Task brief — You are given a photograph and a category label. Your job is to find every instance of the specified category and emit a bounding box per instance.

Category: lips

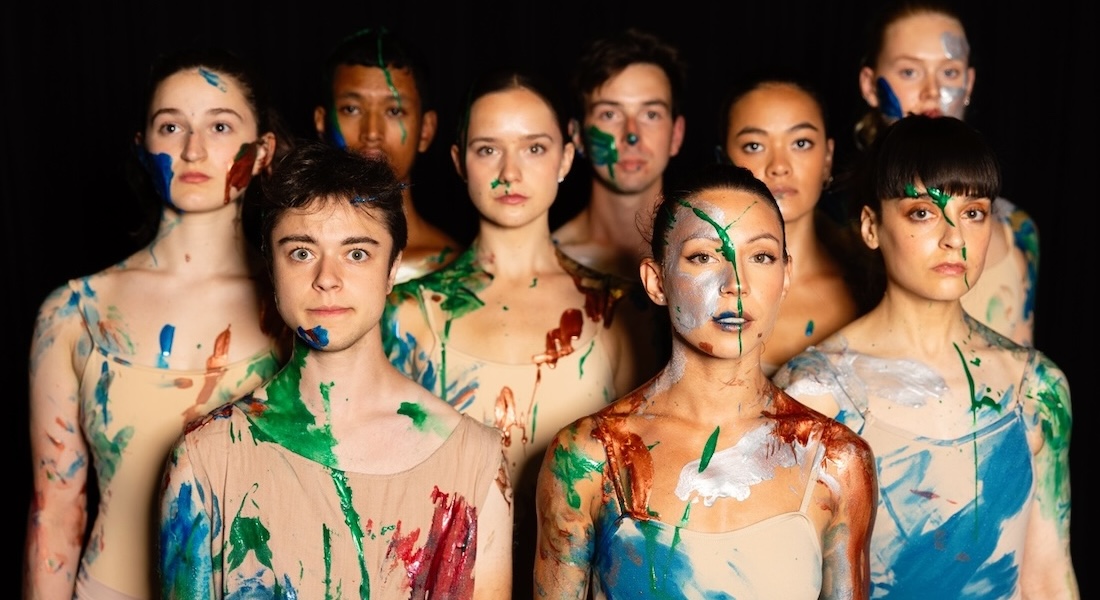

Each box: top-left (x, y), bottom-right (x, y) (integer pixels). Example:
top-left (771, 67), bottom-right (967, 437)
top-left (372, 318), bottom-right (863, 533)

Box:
top-left (178, 172), bottom-right (211, 184)
top-left (933, 262), bottom-right (966, 275)
top-left (713, 311), bottom-right (747, 329)
top-left (770, 186), bottom-right (796, 200)
top-left (496, 194), bottom-right (528, 205)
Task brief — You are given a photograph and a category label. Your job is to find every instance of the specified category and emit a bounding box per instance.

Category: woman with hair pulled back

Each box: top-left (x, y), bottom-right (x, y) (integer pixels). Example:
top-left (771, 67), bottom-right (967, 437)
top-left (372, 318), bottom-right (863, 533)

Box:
top-left (775, 115), bottom-right (1077, 599)
top-left (535, 161), bottom-right (878, 599)
top-left (24, 47), bottom-right (292, 599)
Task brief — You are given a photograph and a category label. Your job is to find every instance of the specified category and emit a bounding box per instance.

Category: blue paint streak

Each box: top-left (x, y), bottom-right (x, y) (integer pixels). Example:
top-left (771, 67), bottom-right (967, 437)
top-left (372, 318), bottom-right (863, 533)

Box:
top-left (134, 144), bottom-right (175, 209)
top-left (160, 481), bottom-right (213, 598)
top-left (876, 77), bottom-right (904, 121)
top-left (297, 325), bottom-right (329, 349)
top-left (158, 324), bottom-right (176, 369)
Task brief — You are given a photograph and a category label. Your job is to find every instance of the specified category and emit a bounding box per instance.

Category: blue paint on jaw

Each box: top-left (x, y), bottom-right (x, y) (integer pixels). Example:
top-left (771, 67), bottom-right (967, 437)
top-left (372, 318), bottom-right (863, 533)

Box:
top-left (876, 77), bottom-right (904, 121)
top-left (135, 145), bottom-right (175, 209)
top-left (297, 325), bottom-right (330, 350)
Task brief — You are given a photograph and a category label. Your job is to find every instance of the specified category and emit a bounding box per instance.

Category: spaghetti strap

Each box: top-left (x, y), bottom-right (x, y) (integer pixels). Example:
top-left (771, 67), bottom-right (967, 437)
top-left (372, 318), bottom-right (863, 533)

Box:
top-left (799, 433), bottom-right (827, 514)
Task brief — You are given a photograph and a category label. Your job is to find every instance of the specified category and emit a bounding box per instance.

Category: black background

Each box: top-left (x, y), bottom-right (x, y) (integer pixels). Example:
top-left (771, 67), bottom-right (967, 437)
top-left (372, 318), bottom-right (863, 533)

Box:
top-left (4, 1), bottom-right (1092, 594)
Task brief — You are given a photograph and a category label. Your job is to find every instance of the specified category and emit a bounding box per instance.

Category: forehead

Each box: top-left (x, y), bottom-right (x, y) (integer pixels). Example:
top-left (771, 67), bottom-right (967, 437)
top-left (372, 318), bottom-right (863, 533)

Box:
top-left (333, 64), bottom-right (420, 100)
top-left (882, 12), bottom-right (969, 60)
top-left (275, 197), bottom-right (392, 239)
top-left (589, 63), bottom-right (672, 106)
top-left (468, 87), bottom-right (558, 133)
top-left (671, 188), bottom-right (781, 237)
top-left (728, 84), bottom-right (824, 131)
top-left (152, 68), bottom-right (253, 115)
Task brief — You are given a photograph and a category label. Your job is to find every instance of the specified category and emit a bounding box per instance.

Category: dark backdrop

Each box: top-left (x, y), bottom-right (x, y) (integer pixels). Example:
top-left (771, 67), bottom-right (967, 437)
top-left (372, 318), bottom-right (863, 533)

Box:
top-left (5, 1), bottom-right (1092, 593)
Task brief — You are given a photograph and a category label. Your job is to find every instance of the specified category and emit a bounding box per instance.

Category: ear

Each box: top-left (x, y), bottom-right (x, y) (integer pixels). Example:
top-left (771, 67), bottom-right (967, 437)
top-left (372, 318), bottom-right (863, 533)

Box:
top-left (964, 67), bottom-right (977, 107)
top-left (858, 66), bottom-right (879, 108)
top-left (568, 118), bottom-right (585, 155)
top-left (133, 131), bottom-right (144, 147)
top-left (669, 114), bottom-right (687, 157)
top-left (253, 132), bottom-right (277, 174)
top-left (639, 257), bottom-right (667, 306)
top-left (387, 250), bottom-right (403, 293)
top-left (781, 256), bottom-right (792, 302)
top-left (823, 137), bottom-right (835, 183)
top-left (450, 143), bottom-right (464, 180)
top-left (558, 141), bottom-right (576, 183)
top-left (860, 205), bottom-right (880, 250)
top-left (313, 106), bottom-right (327, 139)
top-left (418, 109), bottom-right (438, 153)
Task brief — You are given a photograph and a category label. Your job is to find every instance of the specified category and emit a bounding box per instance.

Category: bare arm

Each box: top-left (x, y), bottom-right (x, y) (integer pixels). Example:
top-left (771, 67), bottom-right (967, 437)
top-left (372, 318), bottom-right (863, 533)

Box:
top-left (1019, 355), bottom-right (1077, 598)
top-left (473, 460), bottom-right (514, 600)
top-left (820, 432), bottom-right (878, 600)
top-left (158, 437), bottom-right (217, 600)
top-left (24, 285), bottom-right (90, 600)
top-left (533, 421), bottom-right (603, 598)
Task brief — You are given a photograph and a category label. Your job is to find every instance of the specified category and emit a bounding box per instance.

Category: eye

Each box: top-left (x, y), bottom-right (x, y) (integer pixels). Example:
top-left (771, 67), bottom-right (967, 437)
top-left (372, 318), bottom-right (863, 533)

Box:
top-left (337, 104), bottom-right (361, 116)
top-left (290, 248), bottom-right (314, 261)
top-left (474, 145), bottom-right (496, 157)
top-left (386, 106), bottom-right (406, 118)
top-left (963, 207), bottom-right (988, 222)
top-left (643, 109), bottom-right (662, 122)
top-left (898, 67), bottom-right (919, 80)
top-left (529, 143), bottom-right (547, 155)
top-left (687, 252), bottom-right (716, 264)
top-left (596, 109), bottom-right (620, 122)
top-left (349, 248), bottom-right (369, 261)
top-left (793, 138), bottom-right (814, 151)
top-left (942, 67), bottom-right (963, 80)
top-left (740, 141), bottom-right (763, 154)
top-left (212, 122), bottom-right (233, 134)
top-left (157, 122), bottom-right (182, 135)
top-left (749, 251), bottom-right (778, 265)
top-left (907, 207), bottom-right (934, 221)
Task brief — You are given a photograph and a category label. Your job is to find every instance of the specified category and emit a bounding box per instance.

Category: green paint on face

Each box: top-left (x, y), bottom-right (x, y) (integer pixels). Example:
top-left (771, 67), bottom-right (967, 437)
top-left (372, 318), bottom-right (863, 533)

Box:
top-left (905, 182), bottom-right (955, 226)
top-left (332, 469), bottom-right (370, 598)
top-left (585, 126), bottom-right (618, 179)
top-left (550, 440), bottom-right (604, 509)
top-left (374, 39), bottom-right (409, 145)
top-left (699, 426), bottom-right (720, 472)
top-left (530, 278), bottom-right (538, 288)
top-left (247, 341), bottom-right (339, 467)
top-left (398, 401), bottom-right (428, 429)
top-left (679, 199), bottom-right (750, 353)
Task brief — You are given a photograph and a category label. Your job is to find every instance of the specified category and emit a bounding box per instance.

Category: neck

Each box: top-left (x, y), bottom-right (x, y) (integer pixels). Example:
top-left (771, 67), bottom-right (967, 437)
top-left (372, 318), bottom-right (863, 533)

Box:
top-left (472, 220), bottom-right (559, 278)
top-left (865, 290), bottom-right (972, 354)
top-left (647, 342), bottom-right (775, 420)
top-left (783, 211), bottom-right (830, 277)
top-left (141, 205), bottom-right (253, 274)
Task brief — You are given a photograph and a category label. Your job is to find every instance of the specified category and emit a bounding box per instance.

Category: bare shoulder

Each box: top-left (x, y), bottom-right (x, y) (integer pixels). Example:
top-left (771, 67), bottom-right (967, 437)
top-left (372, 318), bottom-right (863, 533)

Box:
top-left (551, 211), bottom-right (590, 246)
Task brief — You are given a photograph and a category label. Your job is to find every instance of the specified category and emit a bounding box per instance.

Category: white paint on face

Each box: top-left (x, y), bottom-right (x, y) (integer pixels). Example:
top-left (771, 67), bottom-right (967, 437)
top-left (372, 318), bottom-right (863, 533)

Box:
top-left (675, 422), bottom-right (810, 506)
top-left (663, 200), bottom-right (733, 336)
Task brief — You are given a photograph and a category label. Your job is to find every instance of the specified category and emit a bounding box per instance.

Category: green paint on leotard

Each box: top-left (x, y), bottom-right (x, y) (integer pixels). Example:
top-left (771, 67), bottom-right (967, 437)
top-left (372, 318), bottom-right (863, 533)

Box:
top-left (699, 427), bottom-right (720, 472)
top-left (332, 469), bottom-right (370, 598)
top-left (954, 341), bottom-right (1002, 529)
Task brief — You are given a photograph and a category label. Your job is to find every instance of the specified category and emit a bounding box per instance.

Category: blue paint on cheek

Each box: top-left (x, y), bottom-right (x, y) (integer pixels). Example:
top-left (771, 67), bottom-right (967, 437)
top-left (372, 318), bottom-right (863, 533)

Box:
top-left (135, 144), bottom-right (176, 208)
top-left (324, 107), bottom-right (349, 150)
top-left (158, 324), bottom-right (176, 369)
top-left (297, 325), bottom-right (329, 349)
top-left (876, 77), bottom-right (904, 121)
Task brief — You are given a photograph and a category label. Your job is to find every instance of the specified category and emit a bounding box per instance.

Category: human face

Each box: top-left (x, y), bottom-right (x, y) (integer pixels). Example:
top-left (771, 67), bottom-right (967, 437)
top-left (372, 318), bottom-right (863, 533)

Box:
top-left (143, 68), bottom-right (273, 212)
top-left (314, 65), bottom-right (436, 182)
top-left (725, 83), bottom-right (834, 225)
top-left (579, 63), bottom-right (685, 195)
top-left (451, 87), bottom-right (574, 231)
top-left (861, 186), bottom-right (992, 303)
top-left (643, 189), bottom-right (789, 360)
top-left (860, 12), bottom-right (975, 121)
top-left (271, 198), bottom-right (399, 352)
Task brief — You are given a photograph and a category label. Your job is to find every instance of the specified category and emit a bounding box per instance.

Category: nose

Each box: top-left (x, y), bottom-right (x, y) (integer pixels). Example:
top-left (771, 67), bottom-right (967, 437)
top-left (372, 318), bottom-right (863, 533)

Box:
top-left (719, 262), bottom-right (745, 296)
top-left (312, 255), bottom-right (343, 292)
top-left (920, 75), bottom-right (940, 103)
top-left (623, 116), bottom-right (640, 147)
top-left (766, 147), bottom-right (790, 178)
top-left (360, 111), bottom-right (383, 143)
top-left (497, 151), bottom-right (521, 187)
top-left (181, 130), bottom-right (206, 162)
top-left (939, 219), bottom-right (964, 250)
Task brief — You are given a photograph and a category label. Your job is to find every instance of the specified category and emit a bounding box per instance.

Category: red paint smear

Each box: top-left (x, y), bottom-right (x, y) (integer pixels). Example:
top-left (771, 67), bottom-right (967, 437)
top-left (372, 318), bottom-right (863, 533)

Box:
top-left (699, 342), bottom-right (713, 353)
top-left (591, 393), bottom-right (653, 519)
top-left (493, 386), bottom-right (524, 447)
top-left (174, 378), bottom-right (194, 389)
top-left (387, 487), bottom-right (479, 598)
top-left (223, 142), bottom-right (258, 205)
top-left (561, 250), bottom-right (627, 327)
top-left (181, 326), bottom-right (232, 423)
top-left (532, 309), bottom-right (583, 368)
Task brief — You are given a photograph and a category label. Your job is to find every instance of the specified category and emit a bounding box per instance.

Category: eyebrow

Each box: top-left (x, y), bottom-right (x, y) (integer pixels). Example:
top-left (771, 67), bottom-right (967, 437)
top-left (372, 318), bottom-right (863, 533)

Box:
top-left (467, 132), bottom-right (555, 146)
top-left (590, 99), bottom-right (671, 110)
top-left (276, 234), bottom-right (381, 246)
top-left (149, 107), bottom-right (245, 122)
top-left (734, 121), bottom-right (821, 138)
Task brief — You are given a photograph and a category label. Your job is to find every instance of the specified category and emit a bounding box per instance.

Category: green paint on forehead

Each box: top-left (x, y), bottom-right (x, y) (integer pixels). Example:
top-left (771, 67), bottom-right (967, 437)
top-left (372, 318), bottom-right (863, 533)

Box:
top-left (905, 182), bottom-right (955, 227)
top-left (375, 38), bottom-right (409, 146)
top-left (585, 126), bottom-right (619, 179)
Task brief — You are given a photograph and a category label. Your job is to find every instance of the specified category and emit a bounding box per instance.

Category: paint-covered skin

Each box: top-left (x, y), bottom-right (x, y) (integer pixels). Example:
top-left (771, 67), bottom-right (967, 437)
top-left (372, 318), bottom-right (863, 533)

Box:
top-left (775, 318), bottom-right (1075, 599)
top-left (382, 243), bottom-right (629, 487)
top-left (534, 380), bottom-right (877, 599)
top-left (960, 197), bottom-right (1039, 346)
top-left (26, 275), bottom-right (281, 598)
top-left (158, 345), bottom-right (502, 599)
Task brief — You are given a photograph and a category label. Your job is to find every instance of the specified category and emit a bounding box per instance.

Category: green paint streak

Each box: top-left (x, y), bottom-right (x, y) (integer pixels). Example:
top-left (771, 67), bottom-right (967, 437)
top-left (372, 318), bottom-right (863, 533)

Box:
top-left (953, 342), bottom-right (1001, 533)
top-left (585, 126), bottom-right (618, 179)
top-left (332, 469), bottom-right (370, 598)
top-left (375, 39), bottom-right (408, 146)
top-left (1030, 360), bottom-right (1072, 523)
top-left (247, 341), bottom-right (339, 467)
top-left (578, 340), bottom-right (595, 378)
top-left (490, 178), bottom-right (504, 189)
top-left (227, 485), bottom-right (274, 570)
top-left (502, 305), bottom-right (508, 311)
top-left (398, 401), bottom-right (428, 429)
top-left (905, 182), bottom-right (955, 226)
top-left (550, 441), bottom-right (604, 509)
top-left (322, 524), bottom-right (335, 600)
top-left (530, 278), bottom-right (538, 288)
top-left (962, 246), bottom-right (970, 288)
top-left (531, 403), bottom-right (539, 439)
top-left (699, 427), bottom-right (720, 472)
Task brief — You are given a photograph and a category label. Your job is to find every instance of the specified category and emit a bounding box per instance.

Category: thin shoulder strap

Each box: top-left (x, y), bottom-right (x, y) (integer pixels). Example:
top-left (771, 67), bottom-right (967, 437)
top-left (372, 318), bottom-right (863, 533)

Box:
top-left (799, 431), bottom-right (828, 514)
